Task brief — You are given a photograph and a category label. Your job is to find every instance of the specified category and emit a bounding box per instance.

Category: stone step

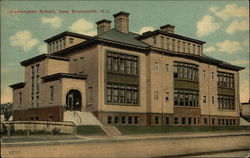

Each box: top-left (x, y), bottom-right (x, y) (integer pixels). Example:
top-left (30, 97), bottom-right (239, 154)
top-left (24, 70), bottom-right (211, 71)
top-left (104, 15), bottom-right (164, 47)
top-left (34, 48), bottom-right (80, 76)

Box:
top-left (64, 111), bottom-right (102, 126)
top-left (102, 125), bottom-right (122, 137)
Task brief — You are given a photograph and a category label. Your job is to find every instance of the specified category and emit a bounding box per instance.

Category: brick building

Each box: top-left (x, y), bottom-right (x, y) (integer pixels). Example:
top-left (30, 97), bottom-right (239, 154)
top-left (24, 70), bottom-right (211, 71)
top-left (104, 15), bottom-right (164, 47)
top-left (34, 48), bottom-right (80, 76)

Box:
top-left (10, 11), bottom-right (244, 126)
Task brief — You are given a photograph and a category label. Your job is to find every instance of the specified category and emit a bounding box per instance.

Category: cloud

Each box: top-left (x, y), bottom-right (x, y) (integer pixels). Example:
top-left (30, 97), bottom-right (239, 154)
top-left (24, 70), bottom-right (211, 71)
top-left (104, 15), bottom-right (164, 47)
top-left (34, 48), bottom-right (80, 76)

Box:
top-left (230, 60), bottom-right (249, 65)
top-left (38, 44), bottom-right (47, 54)
top-left (226, 19), bottom-right (249, 34)
top-left (137, 26), bottom-right (154, 34)
top-left (41, 16), bottom-right (62, 29)
top-left (209, 4), bottom-right (248, 21)
top-left (9, 31), bottom-right (39, 52)
top-left (203, 46), bottom-right (216, 53)
top-left (69, 19), bottom-right (96, 36)
top-left (216, 40), bottom-right (241, 53)
top-left (196, 15), bottom-right (221, 37)
top-left (1, 87), bottom-right (12, 103)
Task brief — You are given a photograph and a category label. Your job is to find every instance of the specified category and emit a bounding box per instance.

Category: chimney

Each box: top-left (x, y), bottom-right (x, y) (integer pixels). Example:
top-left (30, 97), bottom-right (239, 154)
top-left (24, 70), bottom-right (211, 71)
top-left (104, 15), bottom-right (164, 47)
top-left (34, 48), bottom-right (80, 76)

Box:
top-left (113, 11), bottom-right (129, 34)
top-left (160, 24), bottom-right (175, 34)
top-left (96, 19), bottom-right (111, 35)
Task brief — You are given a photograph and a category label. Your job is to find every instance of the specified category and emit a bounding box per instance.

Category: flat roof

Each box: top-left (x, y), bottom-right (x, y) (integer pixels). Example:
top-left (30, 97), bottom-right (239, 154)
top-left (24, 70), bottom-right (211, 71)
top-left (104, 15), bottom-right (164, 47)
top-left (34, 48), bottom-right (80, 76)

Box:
top-left (9, 82), bottom-right (25, 89)
top-left (42, 73), bottom-right (87, 82)
top-left (44, 31), bottom-right (93, 43)
top-left (136, 30), bottom-right (206, 45)
top-left (20, 54), bottom-right (69, 66)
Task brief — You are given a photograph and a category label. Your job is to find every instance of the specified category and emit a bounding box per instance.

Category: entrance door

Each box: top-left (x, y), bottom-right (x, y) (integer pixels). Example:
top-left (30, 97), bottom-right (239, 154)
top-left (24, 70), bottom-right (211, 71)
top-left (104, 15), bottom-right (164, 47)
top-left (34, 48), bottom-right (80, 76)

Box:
top-left (66, 89), bottom-right (82, 111)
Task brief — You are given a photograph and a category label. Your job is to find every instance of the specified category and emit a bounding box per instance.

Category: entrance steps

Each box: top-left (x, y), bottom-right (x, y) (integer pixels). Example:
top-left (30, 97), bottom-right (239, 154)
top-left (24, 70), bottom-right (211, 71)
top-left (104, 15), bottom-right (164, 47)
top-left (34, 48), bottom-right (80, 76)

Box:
top-left (102, 125), bottom-right (122, 137)
top-left (64, 111), bottom-right (102, 126)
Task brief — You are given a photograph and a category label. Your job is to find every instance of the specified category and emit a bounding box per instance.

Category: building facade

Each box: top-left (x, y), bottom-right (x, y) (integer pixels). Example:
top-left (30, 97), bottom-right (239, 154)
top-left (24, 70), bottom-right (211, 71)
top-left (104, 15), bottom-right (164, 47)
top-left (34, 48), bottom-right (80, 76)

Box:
top-left (10, 11), bottom-right (244, 126)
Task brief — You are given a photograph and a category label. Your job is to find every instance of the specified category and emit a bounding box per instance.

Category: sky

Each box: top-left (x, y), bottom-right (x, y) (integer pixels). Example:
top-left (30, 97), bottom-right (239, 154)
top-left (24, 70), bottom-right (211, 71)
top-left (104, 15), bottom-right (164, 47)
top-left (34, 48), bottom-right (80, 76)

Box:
top-left (1, 0), bottom-right (249, 103)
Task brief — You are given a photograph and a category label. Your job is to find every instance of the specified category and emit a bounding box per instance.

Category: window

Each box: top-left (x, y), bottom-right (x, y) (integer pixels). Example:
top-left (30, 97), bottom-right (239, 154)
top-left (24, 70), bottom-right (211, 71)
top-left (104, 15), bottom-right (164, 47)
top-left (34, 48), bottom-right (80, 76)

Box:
top-left (107, 52), bottom-right (138, 76)
top-left (182, 42), bottom-right (186, 52)
top-left (229, 119), bottom-right (232, 125)
top-left (155, 116), bottom-right (159, 124)
top-left (59, 40), bottom-right (61, 50)
top-left (154, 91), bottom-right (159, 101)
top-left (19, 92), bottom-right (22, 105)
top-left (121, 116), bottom-right (126, 124)
top-left (128, 116), bottom-right (133, 124)
top-left (161, 36), bottom-right (164, 48)
top-left (217, 72), bottom-right (234, 88)
top-left (107, 116), bottom-right (112, 124)
top-left (50, 86), bottom-right (54, 102)
top-left (172, 39), bottom-right (175, 51)
top-left (115, 116), bottom-right (119, 124)
top-left (212, 97), bottom-right (215, 104)
top-left (106, 83), bottom-right (138, 105)
top-left (177, 41), bottom-right (181, 52)
top-left (182, 117), bottom-right (186, 125)
top-left (218, 95), bottom-right (234, 110)
top-left (62, 38), bottom-right (66, 48)
top-left (52, 42), bottom-right (55, 52)
top-left (88, 87), bottom-right (93, 104)
top-left (188, 43), bottom-right (190, 53)
top-left (192, 44), bottom-right (195, 54)
top-left (212, 118), bottom-right (215, 125)
top-left (203, 70), bottom-right (206, 78)
top-left (153, 36), bottom-right (156, 45)
top-left (198, 46), bottom-right (201, 55)
top-left (167, 38), bottom-right (170, 50)
top-left (174, 117), bottom-right (178, 124)
top-left (218, 119), bottom-right (221, 125)
top-left (69, 38), bottom-right (74, 44)
top-left (165, 117), bottom-right (169, 125)
top-left (134, 116), bottom-right (139, 124)
top-left (211, 72), bottom-right (214, 79)
top-left (165, 64), bottom-right (169, 72)
top-left (193, 118), bottom-right (196, 125)
top-left (174, 89), bottom-right (199, 107)
top-left (165, 92), bottom-right (169, 102)
top-left (56, 41), bottom-right (58, 51)
top-left (49, 44), bottom-right (52, 53)
top-left (204, 118), bottom-right (208, 125)
top-left (188, 117), bottom-right (192, 125)
top-left (173, 62), bottom-right (199, 81)
top-left (203, 96), bottom-right (206, 103)
top-left (153, 62), bottom-right (159, 72)
top-left (36, 95), bottom-right (39, 106)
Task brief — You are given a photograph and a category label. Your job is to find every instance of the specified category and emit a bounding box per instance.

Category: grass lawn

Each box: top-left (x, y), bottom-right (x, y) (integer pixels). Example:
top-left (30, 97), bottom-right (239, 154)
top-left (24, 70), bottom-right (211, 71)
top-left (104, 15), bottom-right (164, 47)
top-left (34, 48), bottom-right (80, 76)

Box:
top-left (77, 125), bottom-right (105, 135)
top-left (116, 126), bottom-right (250, 135)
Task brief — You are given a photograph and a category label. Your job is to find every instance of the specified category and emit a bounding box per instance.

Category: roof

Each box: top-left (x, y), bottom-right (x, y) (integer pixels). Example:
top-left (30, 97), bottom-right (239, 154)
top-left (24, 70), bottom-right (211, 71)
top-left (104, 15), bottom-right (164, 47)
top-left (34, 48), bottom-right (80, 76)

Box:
top-left (136, 30), bottom-right (206, 44)
top-left (150, 47), bottom-right (244, 71)
top-left (96, 19), bottom-right (111, 24)
top-left (9, 82), bottom-right (25, 89)
top-left (20, 54), bottom-right (69, 66)
top-left (50, 29), bottom-right (242, 71)
top-left (96, 29), bottom-right (149, 48)
top-left (113, 11), bottom-right (129, 17)
top-left (42, 73), bottom-right (87, 82)
top-left (44, 31), bottom-right (93, 43)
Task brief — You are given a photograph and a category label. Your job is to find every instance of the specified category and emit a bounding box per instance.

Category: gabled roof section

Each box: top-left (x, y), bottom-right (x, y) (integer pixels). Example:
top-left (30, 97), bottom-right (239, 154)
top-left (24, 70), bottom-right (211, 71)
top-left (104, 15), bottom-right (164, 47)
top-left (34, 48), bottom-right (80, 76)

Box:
top-left (96, 29), bottom-right (149, 48)
top-left (136, 30), bottom-right (206, 45)
top-left (9, 82), bottom-right (25, 89)
top-left (20, 54), bottom-right (69, 66)
top-left (42, 73), bottom-right (87, 82)
top-left (44, 31), bottom-right (93, 43)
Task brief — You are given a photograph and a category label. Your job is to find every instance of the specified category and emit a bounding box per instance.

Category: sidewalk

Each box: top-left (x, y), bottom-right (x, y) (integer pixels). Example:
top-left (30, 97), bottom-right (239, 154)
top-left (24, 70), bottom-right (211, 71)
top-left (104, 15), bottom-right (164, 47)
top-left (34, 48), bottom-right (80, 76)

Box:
top-left (2, 130), bottom-right (250, 147)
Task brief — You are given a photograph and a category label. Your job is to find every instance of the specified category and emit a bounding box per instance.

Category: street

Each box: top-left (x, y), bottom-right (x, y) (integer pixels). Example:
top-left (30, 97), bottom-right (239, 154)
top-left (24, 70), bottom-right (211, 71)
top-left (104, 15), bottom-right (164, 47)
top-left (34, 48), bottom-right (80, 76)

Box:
top-left (1, 131), bottom-right (250, 158)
